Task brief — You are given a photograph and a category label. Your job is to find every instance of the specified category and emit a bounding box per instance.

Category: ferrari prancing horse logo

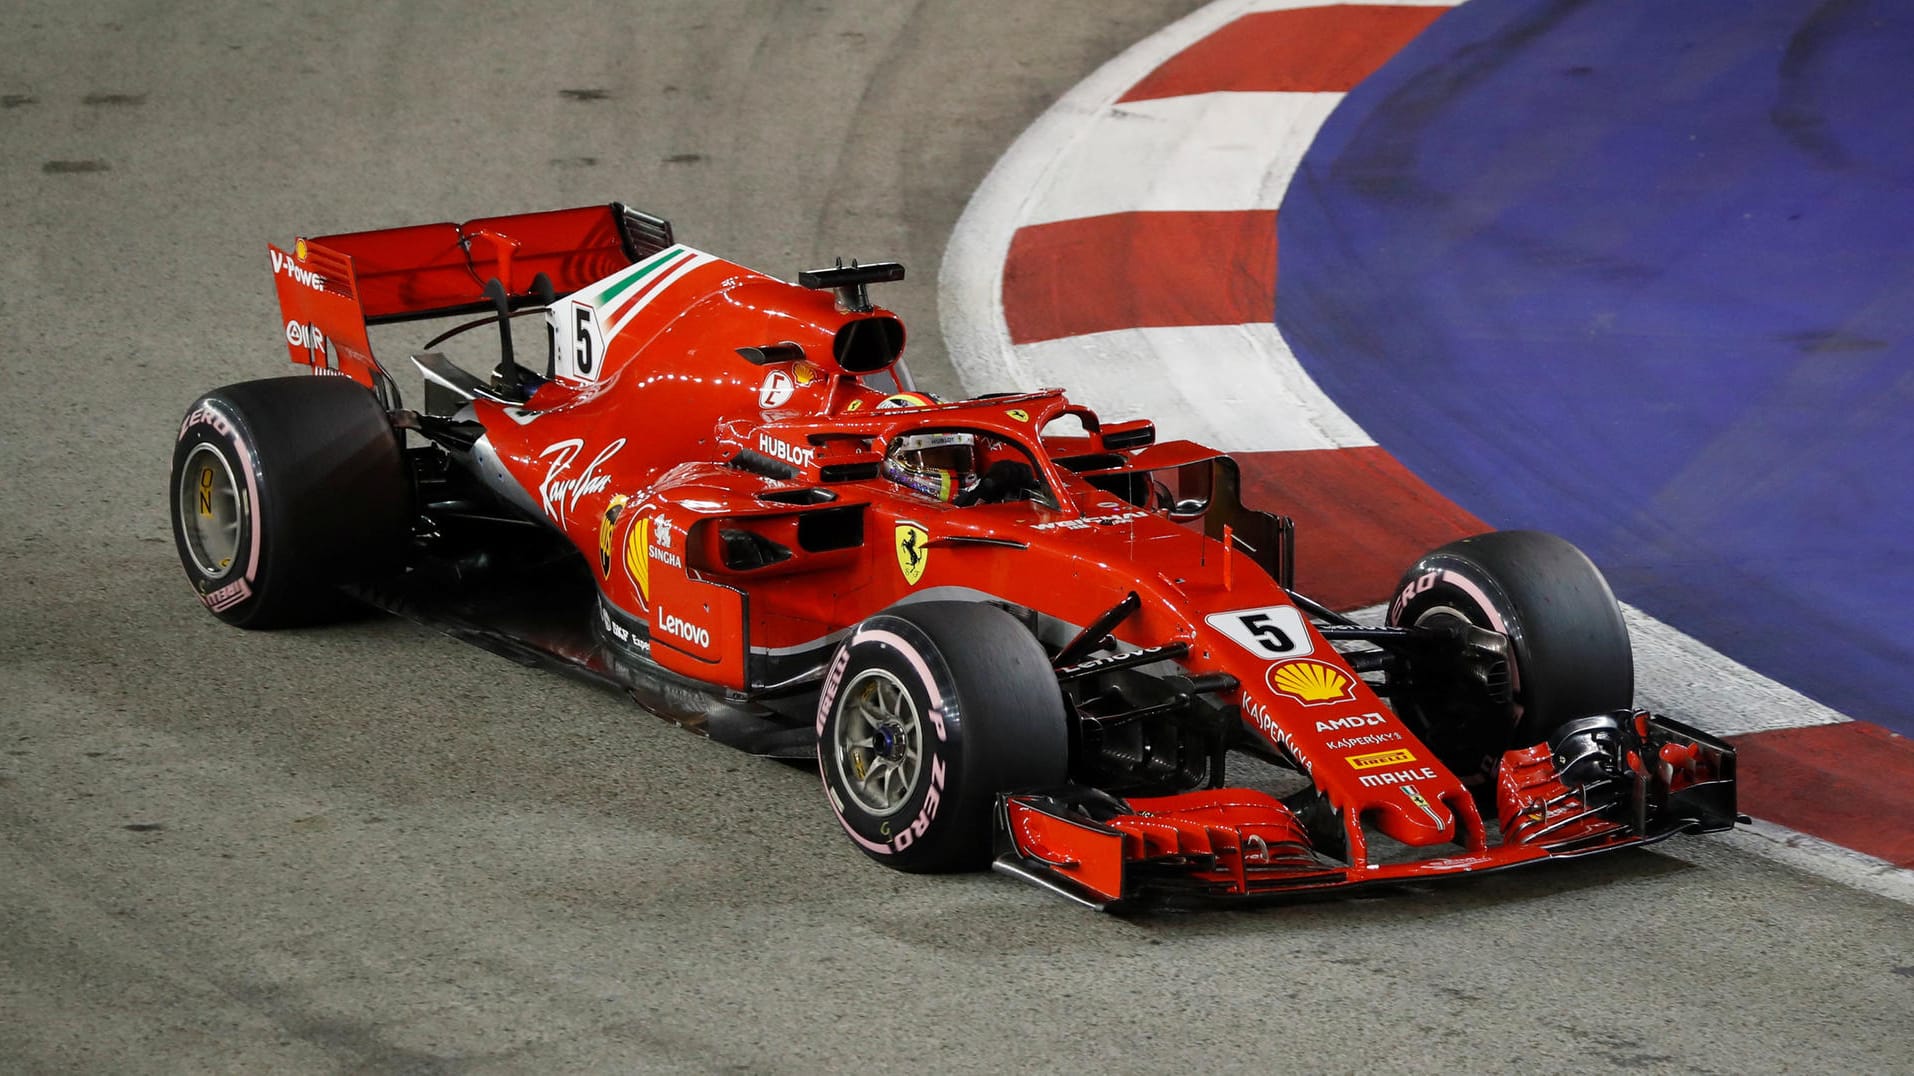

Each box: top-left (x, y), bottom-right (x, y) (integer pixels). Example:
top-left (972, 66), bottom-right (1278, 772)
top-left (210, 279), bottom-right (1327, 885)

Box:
top-left (895, 523), bottom-right (929, 586)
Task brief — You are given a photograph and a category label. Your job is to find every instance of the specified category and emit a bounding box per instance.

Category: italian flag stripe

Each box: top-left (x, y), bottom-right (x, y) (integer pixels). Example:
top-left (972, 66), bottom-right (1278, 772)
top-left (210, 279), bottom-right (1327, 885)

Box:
top-left (590, 245), bottom-right (682, 307)
top-left (604, 249), bottom-right (700, 331)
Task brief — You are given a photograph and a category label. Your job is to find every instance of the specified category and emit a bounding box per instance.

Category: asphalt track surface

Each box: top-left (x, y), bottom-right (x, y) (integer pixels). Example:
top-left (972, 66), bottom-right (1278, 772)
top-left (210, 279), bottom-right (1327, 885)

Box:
top-left (2, 2), bottom-right (1911, 1073)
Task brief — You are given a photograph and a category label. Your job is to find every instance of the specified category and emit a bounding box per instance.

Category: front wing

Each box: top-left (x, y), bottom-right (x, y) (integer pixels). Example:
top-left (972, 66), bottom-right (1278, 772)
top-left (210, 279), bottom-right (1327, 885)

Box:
top-left (993, 714), bottom-right (1738, 909)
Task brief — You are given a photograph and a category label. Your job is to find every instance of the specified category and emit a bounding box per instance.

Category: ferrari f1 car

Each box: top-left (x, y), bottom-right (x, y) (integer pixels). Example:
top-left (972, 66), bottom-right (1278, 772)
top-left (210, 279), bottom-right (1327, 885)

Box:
top-left (170, 202), bottom-right (1738, 908)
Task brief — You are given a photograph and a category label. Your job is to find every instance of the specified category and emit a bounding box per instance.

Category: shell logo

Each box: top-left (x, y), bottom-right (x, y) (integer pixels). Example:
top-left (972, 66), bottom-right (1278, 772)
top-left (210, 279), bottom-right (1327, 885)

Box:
top-left (1267, 659), bottom-right (1356, 706)
top-left (294, 238), bottom-right (308, 261)
top-left (599, 494), bottom-right (629, 578)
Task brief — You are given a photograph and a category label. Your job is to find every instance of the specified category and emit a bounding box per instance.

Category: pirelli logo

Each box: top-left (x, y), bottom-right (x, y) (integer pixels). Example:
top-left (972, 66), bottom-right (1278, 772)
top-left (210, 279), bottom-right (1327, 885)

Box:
top-left (1347, 748), bottom-right (1418, 770)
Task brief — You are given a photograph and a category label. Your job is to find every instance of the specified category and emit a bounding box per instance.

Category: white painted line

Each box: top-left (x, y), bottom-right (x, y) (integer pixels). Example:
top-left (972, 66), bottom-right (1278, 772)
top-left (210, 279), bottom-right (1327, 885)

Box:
top-left (943, 0), bottom-right (1271, 396)
top-left (1022, 92), bottom-right (1341, 225)
top-left (1709, 820), bottom-right (1914, 907)
top-left (943, 0), bottom-right (1463, 394)
top-left (1006, 323), bottom-right (1375, 452)
top-left (1624, 606), bottom-right (1850, 736)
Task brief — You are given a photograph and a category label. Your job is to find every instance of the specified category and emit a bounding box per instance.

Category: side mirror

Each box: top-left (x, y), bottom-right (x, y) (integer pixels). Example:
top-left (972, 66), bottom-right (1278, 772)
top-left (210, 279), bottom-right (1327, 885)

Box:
top-left (1168, 498), bottom-right (1208, 523)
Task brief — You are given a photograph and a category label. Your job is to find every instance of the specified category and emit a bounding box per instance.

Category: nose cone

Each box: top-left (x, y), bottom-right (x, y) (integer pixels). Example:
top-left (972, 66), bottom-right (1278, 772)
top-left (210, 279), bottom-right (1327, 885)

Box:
top-left (1368, 782), bottom-right (1457, 846)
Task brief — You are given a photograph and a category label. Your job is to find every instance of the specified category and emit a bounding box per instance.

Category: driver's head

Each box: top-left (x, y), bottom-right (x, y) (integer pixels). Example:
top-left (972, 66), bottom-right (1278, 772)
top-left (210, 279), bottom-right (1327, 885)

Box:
top-left (882, 431), bottom-right (979, 502)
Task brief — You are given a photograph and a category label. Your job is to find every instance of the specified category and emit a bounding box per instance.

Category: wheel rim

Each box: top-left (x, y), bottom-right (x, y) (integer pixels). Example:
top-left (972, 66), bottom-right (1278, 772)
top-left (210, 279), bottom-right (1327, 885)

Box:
top-left (1415, 600), bottom-right (1523, 697)
top-left (832, 667), bottom-right (925, 818)
top-left (178, 443), bottom-right (244, 579)
top-left (1413, 604), bottom-right (1476, 630)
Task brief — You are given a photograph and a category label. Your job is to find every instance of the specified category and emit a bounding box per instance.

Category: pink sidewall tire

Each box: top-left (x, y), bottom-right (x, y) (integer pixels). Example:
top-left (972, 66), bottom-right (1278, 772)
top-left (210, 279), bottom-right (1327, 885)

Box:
top-left (169, 375), bottom-right (410, 629)
top-left (817, 601), bottom-right (1068, 872)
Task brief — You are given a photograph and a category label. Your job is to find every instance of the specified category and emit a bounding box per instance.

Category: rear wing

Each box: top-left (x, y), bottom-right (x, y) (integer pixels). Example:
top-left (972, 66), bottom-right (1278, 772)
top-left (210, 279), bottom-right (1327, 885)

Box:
top-left (269, 202), bottom-right (673, 392)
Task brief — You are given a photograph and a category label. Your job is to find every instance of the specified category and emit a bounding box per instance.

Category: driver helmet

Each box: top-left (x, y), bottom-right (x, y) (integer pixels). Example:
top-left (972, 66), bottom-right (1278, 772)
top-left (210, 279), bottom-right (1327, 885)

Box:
top-left (847, 390), bottom-right (936, 414)
top-left (883, 431), bottom-right (979, 502)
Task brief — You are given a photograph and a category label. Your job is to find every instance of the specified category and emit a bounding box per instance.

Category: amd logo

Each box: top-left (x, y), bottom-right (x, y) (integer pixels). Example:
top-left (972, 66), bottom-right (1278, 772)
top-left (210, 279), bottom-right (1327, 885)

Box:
top-left (1315, 711), bottom-right (1386, 733)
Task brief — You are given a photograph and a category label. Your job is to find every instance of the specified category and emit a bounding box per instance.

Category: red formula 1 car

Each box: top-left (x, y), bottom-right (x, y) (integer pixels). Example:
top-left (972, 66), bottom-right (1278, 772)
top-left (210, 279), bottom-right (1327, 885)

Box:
top-left (169, 202), bottom-right (1738, 908)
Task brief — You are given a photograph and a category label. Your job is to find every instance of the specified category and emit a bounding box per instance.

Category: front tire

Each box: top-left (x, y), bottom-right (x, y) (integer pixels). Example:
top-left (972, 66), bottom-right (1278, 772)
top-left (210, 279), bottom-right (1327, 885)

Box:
top-left (170, 376), bottom-right (410, 629)
top-left (1386, 530), bottom-right (1633, 783)
top-left (816, 601), bottom-right (1068, 872)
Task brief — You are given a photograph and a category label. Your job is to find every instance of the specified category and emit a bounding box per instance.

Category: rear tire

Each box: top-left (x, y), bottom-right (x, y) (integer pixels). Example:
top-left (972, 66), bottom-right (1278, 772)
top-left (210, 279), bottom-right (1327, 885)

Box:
top-left (816, 601), bottom-right (1069, 872)
top-left (170, 376), bottom-right (410, 629)
top-left (1386, 530), bottom-right (1632, 783)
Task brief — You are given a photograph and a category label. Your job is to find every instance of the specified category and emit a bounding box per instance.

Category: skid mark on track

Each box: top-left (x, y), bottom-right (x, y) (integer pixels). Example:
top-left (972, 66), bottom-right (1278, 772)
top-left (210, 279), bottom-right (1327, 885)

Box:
top-left (42, 160), bottom-right (110, 174)
top-left (1778, 328), bottom-right (1887, 354)
top-left (221, 979), bottom-right (471, 1074)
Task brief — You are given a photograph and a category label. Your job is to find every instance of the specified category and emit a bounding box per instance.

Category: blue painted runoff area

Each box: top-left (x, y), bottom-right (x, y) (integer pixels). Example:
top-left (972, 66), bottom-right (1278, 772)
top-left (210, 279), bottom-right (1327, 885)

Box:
top-left (1277, 0), bottom-right (1914, 736)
